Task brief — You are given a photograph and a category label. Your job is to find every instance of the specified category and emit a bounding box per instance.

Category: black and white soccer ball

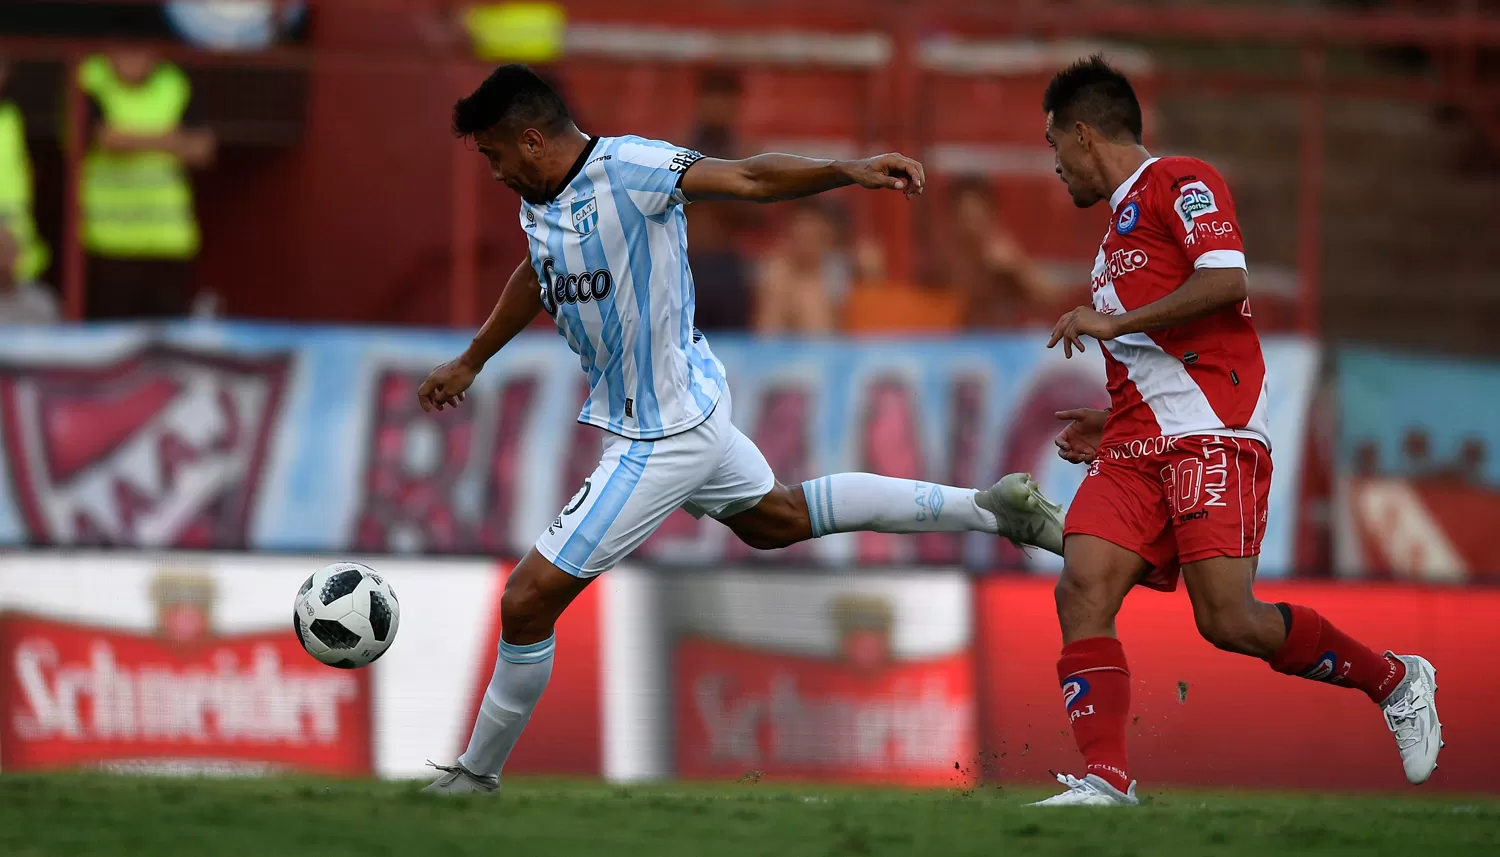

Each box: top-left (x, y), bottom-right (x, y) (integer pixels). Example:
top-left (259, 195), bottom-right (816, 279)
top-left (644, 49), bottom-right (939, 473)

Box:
top-left (292, 562), bottom-right (400, 669)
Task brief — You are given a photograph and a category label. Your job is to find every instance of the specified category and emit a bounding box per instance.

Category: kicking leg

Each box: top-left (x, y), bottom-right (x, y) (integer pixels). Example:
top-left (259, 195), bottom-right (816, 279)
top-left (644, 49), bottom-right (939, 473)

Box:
top-left (426, 550), bottom-right (587, 795)
top-left (722, 472), bottom-right (1063, 554)
top-left (1182, 556), bottom-right (1442, 784)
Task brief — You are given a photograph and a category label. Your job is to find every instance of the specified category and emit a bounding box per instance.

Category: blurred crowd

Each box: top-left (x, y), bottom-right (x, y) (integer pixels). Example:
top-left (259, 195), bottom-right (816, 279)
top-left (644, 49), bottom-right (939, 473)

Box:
top-left (0, 2), bottom-right (1085, 333)
top-left (680, 67), bottom-right (1077, 337)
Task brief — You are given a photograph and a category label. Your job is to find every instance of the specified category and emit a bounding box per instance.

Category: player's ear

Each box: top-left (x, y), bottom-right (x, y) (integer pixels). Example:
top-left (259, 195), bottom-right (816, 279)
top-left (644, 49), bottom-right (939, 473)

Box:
top-left (520, 127), bottom-right (545, 155)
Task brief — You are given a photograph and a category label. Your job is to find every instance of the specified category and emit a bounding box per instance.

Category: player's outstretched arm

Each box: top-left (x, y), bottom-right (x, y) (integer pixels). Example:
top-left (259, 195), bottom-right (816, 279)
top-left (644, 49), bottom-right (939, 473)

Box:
top-left (418, 258), bottom-right (542, 412)
top-left (680, 152), bottom-right (925, 203)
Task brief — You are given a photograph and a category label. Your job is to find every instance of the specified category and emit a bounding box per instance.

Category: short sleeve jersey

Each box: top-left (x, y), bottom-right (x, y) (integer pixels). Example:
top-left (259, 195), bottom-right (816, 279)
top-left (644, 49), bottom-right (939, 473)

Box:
top-left (1090, 156), bottom-right (1270, 448)
top-left (521, 135), bottom-right (727, 440)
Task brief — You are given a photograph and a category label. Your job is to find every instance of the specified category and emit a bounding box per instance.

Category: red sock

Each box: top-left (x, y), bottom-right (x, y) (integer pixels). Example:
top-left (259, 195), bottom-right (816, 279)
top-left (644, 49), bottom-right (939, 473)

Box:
top-left (1269, 603), bottom-right (1406, 703)
top-left (1057, 636), bottom-right (1132, 792)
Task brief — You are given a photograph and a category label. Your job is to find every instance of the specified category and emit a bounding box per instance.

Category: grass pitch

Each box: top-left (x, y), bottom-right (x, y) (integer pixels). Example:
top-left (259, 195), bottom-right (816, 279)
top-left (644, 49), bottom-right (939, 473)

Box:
top-left (1, 774), bottom-right (1496, 857)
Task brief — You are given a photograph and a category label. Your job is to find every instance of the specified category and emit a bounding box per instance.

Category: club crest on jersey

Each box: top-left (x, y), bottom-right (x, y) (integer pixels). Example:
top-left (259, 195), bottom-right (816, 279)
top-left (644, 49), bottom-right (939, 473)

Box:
top-left (1174, 181), bottom-right (1219, 230)
top-left (571, 196), bottom-right (599, 236)
top-left (1116, 200), bottom-right (1140, 234)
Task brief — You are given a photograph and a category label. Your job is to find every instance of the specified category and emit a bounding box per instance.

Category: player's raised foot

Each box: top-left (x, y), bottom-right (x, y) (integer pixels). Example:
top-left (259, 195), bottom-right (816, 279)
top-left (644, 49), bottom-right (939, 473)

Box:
top-left (422, 761), bottom-right (500, 796)
top-left (976, 472), bottom-right (1065, 555)
top-left (1029, 773), bottom-right (1139, 807)
top-left (1381, 653), bottom-right (1443, 785)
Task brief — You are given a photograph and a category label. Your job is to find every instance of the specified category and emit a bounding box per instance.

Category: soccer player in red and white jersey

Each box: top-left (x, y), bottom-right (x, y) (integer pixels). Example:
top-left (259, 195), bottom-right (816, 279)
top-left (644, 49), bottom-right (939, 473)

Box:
top-left (1028, 56), bottom-right (1442, 805)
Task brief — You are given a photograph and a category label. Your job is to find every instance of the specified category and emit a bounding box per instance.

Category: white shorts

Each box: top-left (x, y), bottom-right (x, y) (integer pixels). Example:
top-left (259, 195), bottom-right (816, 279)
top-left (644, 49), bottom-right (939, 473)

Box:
top-left (535, 391), bottom-right (776, 578)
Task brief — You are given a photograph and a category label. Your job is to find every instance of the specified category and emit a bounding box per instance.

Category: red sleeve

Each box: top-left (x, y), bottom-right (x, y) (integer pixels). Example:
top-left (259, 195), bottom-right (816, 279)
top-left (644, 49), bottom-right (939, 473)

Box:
top-left (1148, 160), bottom-right (1246, 270)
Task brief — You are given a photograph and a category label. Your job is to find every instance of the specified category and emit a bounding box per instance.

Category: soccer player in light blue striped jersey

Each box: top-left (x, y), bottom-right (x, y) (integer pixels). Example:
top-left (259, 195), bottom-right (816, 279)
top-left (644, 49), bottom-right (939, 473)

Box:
top-left (417, 64), bottom-right (1064, 795)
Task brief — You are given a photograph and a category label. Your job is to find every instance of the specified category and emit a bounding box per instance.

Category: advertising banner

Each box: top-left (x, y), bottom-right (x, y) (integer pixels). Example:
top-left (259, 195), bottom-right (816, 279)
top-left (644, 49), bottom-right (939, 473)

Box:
top-left (0, 324), bottom-right (1317, 576)
top-left (667, 571), bottom-right (975, 786)
top-left (0, 552), bottom-right (604, 778)
top-left (1335, 347), bottom-right (1500, 580)
top-left (975, 576), bottom-right (1500, 793)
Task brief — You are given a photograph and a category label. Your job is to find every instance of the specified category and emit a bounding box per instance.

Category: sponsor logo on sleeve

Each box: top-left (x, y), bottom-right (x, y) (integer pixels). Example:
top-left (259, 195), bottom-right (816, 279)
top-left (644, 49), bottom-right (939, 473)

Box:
top-left (669, 150), bottom-right (704, 174)
top-left (1193, 220), bottom-right (1236, 241)
top-left (1174, 181), bottom-right (1219, 231)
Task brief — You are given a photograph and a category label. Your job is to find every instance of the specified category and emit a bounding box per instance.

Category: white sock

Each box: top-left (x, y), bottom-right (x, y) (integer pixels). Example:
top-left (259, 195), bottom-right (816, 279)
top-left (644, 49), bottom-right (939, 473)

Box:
top-left (800, 473), bottom-right (997, 537)
top-left (457, 634), bottom-right (555, 778)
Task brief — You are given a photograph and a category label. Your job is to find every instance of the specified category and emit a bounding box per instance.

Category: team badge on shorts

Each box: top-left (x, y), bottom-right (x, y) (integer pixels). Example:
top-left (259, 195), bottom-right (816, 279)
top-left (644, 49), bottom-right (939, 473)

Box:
top-left (1116, 200), bottom-right (1140, 234)
top-left (571, 196), bottom-right (598, 236)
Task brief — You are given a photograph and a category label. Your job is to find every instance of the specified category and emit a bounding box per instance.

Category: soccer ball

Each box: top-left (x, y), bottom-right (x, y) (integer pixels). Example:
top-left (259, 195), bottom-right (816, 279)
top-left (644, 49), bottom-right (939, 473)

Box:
top-left (292, 561), bottom-right (400, 669)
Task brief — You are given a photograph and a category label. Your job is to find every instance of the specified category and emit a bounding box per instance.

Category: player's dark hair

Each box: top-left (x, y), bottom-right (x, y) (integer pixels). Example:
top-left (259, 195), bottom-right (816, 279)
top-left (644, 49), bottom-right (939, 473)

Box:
top-left (1042, 54), bottom-right (1143, 144)
top-left (453, 64), bottom-right (572, 138)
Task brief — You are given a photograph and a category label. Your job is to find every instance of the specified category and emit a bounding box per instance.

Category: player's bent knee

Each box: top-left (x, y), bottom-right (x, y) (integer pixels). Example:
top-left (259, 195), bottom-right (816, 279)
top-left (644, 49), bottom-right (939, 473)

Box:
top-left (1194, 609), bottom-right (1262, 655)
top-left (736, 529), bottom-right (793, 551)
top-left (1053, 572), bottom-right (1110, 631)
top-left (499, 580), bottom-right (549, 639)
top-left (725, 484), bottom-right (811, 551)
top-left (499, 553), bottom-right (589, 644)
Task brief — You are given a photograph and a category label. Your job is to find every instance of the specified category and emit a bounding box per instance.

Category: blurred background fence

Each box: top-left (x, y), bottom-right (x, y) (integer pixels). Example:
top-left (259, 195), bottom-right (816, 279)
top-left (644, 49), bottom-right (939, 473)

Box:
top-left (0, 0), bottom-right (1497, 792)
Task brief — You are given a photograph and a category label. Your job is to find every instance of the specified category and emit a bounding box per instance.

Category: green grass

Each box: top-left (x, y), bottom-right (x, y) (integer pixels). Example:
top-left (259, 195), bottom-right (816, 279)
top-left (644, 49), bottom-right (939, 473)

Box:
top-left (2, 774), bottom-right (1497, 857)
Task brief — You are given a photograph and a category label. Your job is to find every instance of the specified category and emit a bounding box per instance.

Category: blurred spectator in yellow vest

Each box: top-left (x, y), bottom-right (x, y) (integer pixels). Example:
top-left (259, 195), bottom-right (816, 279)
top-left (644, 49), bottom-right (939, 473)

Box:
top-left (0, 221), bottom-right (59, 325)
top-left (461, 3), bottom-right (565, 64)
top-left (0, 55), bottom-right (50, 283)
top-left (80, 48), bottom-right (215, 318)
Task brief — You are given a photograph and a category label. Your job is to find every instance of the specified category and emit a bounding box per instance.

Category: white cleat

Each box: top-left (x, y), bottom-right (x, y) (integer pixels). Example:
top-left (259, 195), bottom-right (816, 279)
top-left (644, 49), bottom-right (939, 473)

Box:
top-left (977, 472), bottom-right (1065, 556)
top-left (1029, 772), bottom-right (1139, 807)
top-left (422, 761), bottom-right (500, 796)
top-left (1381, 653), bottom-right (1443, 785)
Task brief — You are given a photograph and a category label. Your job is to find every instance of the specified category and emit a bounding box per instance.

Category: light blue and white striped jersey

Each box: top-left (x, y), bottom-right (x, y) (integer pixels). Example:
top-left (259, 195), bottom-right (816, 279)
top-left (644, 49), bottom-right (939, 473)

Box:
top-left (521, 135), bottom-right (728, 440)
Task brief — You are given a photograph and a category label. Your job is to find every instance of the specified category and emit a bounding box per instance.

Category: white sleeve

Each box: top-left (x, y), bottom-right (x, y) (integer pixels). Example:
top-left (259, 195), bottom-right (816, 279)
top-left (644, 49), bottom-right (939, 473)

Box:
top-left (611, 139), bottom-right (704, 216)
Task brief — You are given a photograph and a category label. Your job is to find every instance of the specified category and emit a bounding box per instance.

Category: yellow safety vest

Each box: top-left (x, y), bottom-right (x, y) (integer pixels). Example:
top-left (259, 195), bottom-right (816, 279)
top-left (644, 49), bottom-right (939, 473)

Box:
top-left (79, 56), bottom-right (199, 260)
top-left (463, 3), bottom-right (566, 63)
top-left (0, 101), bottom-right (50, 281)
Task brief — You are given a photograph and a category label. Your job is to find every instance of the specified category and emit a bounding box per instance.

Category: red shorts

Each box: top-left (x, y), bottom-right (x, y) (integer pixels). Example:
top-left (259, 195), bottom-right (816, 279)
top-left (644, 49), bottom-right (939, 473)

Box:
top-left (1064, 434), bottom-right (1272, 591)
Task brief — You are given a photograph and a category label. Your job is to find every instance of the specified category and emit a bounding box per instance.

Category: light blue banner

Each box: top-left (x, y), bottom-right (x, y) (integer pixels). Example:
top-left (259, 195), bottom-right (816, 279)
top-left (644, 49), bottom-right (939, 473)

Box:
top-left (0, 323), bottom-right (1317, 575)
top-left (1338, 347), bottom-right (1500, 486)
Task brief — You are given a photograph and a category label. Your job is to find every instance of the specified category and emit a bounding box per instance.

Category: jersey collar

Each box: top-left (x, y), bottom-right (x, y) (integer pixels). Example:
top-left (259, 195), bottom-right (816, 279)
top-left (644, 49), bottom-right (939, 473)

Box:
top-left (543, 136), bottom-right (599, 204)
top-left (1109, 156), bottom-right (1160, 211)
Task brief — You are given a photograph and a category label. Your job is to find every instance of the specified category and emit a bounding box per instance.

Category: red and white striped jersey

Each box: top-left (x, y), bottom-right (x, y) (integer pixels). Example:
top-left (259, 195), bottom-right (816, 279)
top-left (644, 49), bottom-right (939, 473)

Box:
top-left (1089, 155), bottom-right (1269, 449)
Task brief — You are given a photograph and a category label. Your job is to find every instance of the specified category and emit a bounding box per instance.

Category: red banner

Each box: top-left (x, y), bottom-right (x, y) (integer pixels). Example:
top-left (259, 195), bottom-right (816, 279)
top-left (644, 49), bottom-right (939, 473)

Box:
top-left (0, 613), bottom-right (372, 775)
top-left (975, 577), bottom-right (1500, 793)
top-left (673, 637), bottom-right (976, 786)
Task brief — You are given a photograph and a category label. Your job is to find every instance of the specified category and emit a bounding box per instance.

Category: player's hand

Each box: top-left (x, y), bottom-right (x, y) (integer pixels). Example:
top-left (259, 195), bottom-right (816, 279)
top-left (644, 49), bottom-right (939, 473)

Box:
top-left (417, 356), bottom-right (481, 413)
top-left (1055, 408), bottom-right (1108, 465)
top-left (839, 154), bottom-right (926, 199)
top-left (1047, 306), bottom-right (1121, 358)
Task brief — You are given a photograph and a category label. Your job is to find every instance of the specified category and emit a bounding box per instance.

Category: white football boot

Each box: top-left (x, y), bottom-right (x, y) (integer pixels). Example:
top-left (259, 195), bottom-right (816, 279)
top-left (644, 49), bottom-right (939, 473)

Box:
top-left (422, 761), bottom-right (500, 796)
top-left (1029, 773), bottom-right (1139, 807)
top-left (976, 472), bottom-right (1065, 556)
top-left (1380, 653), bottom-right (1443, 785)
